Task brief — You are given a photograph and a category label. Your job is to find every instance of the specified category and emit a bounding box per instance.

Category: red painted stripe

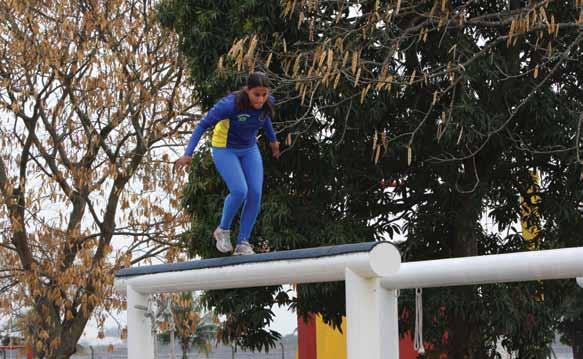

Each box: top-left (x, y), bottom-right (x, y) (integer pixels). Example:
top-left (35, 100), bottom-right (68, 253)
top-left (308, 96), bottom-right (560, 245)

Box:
top-left (297, 313), bottom-right (317, 359)
top-left (0, 345), bottom-right (33, 359)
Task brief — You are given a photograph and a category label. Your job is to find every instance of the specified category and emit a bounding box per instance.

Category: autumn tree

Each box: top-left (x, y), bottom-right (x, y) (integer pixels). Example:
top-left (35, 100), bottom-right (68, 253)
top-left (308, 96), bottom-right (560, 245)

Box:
top-left (158, 292), bottom-right (219, 359)
top-left (0, 0), bottom-right (196, 357)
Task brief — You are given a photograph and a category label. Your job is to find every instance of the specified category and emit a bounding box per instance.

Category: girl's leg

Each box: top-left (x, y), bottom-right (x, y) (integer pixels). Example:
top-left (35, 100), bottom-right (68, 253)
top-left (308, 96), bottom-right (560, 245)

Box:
top-left (237, 145), bottom-right (263, 243)
top-left (211, 148), bottom-right (247, 230)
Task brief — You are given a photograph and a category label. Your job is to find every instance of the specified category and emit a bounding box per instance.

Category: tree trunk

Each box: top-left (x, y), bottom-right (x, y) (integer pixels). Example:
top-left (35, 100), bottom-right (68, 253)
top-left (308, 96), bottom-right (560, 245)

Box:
top-left (181, 342), bottom-right (190, 359)
top-left (44, 325), bottom-right (86, 359)
top-left (446, 190), bottom-right (482, 359)
top-left (48, 346), bottom-right (76, 359)
top-left (33, 295), bottom-right (90, 359)
top-left (571, 323), bottom-right (583, 359)
top-left (575, 344), bottom-right (583, 359)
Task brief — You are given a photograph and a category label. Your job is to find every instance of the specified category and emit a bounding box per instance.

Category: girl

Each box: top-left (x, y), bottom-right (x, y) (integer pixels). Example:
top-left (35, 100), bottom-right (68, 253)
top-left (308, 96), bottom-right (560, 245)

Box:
top-left (175, 72), bottom-right (280, 255)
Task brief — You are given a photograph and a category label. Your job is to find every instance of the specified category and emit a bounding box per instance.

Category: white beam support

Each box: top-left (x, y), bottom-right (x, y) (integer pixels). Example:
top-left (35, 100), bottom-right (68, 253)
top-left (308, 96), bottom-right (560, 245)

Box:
top-left (381, 247), bottom-right (583, 289)
top-left (577, 277), bottom-right (583, 288)
top-left (127, 286), bottom-right (154, 359)
top-left (345, 268), bottom-right (399, 359)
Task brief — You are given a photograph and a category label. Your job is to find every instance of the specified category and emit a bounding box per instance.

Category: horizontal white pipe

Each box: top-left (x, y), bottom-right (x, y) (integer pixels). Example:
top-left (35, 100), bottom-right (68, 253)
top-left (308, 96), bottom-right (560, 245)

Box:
top-left (382, 247), bottom-right (583, 289)
top-left (577, 277), bottom-right (583, 288)
top-left (115, 242), bottom-right (400, 295)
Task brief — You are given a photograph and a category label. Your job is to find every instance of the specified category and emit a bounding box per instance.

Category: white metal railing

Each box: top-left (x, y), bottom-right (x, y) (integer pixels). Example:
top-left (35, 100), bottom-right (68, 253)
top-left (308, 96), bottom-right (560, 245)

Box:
top-left (114, 243), bottom-right (583, 359)
top-left (115, 242), bottom-right (401, 359)
top-left (381, 247), bottom-right (583, 289)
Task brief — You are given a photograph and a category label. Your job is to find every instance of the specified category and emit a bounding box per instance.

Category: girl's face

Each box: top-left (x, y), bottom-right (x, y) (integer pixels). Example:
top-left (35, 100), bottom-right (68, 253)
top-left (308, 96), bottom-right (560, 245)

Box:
top-left (245, 86), bottom-right (269, 110)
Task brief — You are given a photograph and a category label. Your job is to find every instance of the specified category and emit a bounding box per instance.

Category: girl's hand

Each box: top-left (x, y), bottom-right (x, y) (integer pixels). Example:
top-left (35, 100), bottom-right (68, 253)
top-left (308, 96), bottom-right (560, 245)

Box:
top-left (269, 141), bottom-right (281, 159)
top-left (173, 156), bottom-right (192, 173)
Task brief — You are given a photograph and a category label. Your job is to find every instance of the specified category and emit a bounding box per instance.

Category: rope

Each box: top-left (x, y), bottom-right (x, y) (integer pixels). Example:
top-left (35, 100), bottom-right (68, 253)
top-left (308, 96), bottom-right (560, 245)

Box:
top-left (413, 288), bottom-right (425, 355)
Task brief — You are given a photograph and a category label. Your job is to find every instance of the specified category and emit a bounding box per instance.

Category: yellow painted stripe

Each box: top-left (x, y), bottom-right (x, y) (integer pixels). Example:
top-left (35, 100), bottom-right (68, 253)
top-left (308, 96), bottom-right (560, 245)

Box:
top-left (211, 119), bottom-right (229, 148)
top-left (315, 314), bottom-right (346, 359)
top-left (520, 170), bottom-right (540, 247)
top-left (520, 170), bottom-right (544, 301)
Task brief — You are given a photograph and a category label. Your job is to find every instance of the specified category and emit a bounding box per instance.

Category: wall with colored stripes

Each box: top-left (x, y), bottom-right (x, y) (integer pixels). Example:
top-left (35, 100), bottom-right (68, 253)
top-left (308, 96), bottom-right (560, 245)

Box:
top-left (297, 313), bottom-right (421, 359)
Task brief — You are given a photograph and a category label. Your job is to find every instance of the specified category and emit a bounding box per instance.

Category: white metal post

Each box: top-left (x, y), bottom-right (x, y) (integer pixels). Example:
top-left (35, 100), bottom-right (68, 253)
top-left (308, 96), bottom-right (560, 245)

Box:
top-left (345, 268), bottom-right (399, 359)
top-left (382, 287), bottom-right (400, 358)
top-left (127, 285), bottom-right (155, 359)
top-left (577, 277), bottom-right (583, 288)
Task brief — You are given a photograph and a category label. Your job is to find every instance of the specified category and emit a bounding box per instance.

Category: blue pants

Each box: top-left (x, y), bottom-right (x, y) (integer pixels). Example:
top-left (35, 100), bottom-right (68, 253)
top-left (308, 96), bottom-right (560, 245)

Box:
top-left (212, 145), bottom-right (263, 244)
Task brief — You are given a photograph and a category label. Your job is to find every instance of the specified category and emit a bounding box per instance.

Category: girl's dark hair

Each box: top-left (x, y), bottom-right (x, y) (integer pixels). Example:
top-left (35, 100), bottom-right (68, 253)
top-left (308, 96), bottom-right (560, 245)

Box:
top-left (235, 72), bottom-right (274, 119)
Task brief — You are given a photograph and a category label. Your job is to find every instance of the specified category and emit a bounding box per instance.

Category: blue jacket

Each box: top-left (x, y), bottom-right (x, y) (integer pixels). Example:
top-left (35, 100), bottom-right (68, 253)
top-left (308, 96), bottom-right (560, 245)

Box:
top-left (184, 93), bottom-right (277, 155)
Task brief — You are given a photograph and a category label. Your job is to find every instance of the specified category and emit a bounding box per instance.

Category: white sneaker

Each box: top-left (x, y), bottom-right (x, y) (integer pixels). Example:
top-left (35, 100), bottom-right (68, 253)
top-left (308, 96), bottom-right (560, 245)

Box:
top-left (233, 241), bottom-right (255, 256)
top-left (213, 227), bottom-right (233, 253)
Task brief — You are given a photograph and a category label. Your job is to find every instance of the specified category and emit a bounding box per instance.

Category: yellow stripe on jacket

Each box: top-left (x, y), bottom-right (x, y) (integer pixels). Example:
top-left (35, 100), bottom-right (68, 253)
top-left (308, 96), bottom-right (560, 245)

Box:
top-left (212, 119), bottom-right (230, 147)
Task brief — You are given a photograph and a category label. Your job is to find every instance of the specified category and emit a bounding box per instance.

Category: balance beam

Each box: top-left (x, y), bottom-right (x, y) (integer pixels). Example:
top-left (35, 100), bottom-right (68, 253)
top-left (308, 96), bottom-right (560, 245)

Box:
top-left (115, 242), bottom-right (399, 293)
top-left (115, 242), bottom-right (583, 359)
top-left (115, 242), bottom-right (401, 359)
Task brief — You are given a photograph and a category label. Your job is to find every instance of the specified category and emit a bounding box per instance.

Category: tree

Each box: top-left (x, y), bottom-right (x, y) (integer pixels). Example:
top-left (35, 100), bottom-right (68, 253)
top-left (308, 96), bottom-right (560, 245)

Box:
top-left (0, 0), bottom-right (196, 357)
top-left (159, 293), bottom-right (219, 359)
top-left (162, 0), bottom-right (583, 357)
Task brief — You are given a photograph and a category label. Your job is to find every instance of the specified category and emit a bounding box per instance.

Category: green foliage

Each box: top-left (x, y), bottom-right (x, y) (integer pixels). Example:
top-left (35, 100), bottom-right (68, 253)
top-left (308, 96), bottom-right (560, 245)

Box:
top-left (157, 0), bottom-right (285, 107)
top-left (204, 286), bottom-right (283, 352)
top-left (163, 0), bottom-right (583, 356)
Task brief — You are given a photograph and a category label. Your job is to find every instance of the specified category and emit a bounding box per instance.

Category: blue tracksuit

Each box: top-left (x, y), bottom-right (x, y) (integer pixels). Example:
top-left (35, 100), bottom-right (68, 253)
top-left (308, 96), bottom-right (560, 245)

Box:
top-left (184, 93), bottom-right (277, 243)
top-left (184, 93), bottom-right (276, 153)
